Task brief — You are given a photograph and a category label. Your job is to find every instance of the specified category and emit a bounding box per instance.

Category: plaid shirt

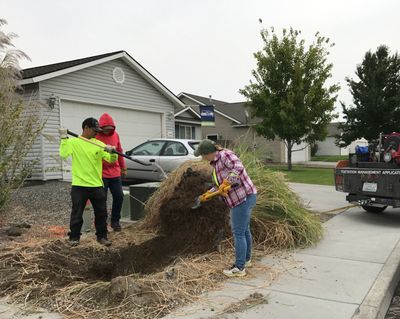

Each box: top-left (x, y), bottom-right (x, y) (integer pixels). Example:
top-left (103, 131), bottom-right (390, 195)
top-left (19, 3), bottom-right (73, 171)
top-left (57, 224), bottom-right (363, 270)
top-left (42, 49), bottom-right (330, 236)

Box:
top-left (211, 149), bottom-right (257, 208)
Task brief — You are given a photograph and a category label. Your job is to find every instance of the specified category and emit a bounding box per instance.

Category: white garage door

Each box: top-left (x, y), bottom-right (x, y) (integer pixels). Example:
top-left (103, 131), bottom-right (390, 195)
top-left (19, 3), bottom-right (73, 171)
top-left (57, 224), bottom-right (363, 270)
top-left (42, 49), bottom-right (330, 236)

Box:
top-left (60, 100), bottom-right (162, 180)
top-left (284, 142), bottom-right (310, 163)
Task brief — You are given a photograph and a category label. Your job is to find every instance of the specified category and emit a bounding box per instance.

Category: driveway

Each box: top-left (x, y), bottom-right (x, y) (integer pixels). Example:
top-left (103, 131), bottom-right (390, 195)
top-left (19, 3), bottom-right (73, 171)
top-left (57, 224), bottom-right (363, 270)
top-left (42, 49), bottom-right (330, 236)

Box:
top-left (289, 182), bottom-right (349, 213)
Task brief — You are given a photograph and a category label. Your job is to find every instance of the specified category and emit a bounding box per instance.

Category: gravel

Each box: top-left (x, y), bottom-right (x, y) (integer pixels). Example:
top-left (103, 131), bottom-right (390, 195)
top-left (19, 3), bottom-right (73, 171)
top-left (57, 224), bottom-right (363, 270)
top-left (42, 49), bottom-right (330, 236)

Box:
top-left (1, 181), bottom-right (72, 226)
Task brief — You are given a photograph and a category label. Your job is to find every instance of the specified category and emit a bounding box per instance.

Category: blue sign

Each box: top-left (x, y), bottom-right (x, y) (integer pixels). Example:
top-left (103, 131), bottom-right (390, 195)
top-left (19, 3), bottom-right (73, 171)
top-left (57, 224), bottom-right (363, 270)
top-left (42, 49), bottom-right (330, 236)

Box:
top-left (200, 105), bottom-right (215, 127)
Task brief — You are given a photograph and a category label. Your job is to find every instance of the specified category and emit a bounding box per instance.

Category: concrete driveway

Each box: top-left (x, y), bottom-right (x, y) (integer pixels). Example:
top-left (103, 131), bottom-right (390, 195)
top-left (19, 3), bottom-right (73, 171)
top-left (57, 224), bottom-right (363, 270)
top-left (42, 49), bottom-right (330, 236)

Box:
top-left (289, 182), bottom-right (349, 212)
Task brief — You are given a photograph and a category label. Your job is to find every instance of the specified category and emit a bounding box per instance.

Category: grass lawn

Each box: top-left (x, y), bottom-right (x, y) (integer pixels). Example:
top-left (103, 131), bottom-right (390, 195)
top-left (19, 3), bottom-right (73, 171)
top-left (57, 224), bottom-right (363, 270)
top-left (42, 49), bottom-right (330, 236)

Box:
top-left (311, 155), bottom-right (348, 162)
top-left (267, 165), bottom-right (335, 186)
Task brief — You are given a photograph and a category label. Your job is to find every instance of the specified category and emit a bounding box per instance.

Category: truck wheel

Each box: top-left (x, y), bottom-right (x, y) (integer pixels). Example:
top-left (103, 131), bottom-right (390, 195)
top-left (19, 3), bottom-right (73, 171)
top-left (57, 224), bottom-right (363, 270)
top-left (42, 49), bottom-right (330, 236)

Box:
top-left (361, 205), bottom-right (387, 213)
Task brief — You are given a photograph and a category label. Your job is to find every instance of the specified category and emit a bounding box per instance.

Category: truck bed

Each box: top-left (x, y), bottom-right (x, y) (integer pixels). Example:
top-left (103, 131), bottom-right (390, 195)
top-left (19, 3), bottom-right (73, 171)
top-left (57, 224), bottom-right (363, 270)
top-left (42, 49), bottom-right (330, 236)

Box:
top-left (335, 166), bottom-right (400, 207)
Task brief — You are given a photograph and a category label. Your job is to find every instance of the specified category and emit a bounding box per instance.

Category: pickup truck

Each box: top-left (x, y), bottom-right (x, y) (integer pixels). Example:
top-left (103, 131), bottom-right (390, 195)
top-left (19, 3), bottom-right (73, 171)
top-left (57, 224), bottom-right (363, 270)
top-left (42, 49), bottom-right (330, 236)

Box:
top-left (334, 133), bottom-right (400, 213)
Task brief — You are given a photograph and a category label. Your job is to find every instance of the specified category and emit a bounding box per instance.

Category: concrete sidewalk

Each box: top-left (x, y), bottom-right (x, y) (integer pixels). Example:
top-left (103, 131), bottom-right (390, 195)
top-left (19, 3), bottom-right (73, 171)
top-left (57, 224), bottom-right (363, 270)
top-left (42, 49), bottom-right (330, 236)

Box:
top-left (164, 183), bottom-right (400, 319)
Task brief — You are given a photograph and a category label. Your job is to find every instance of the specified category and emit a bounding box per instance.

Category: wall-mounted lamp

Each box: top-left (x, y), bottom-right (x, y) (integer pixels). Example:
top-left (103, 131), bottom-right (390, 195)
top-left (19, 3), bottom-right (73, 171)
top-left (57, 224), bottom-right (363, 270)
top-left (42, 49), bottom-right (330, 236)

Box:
top-left (48, 94), bottom-right (57, 109)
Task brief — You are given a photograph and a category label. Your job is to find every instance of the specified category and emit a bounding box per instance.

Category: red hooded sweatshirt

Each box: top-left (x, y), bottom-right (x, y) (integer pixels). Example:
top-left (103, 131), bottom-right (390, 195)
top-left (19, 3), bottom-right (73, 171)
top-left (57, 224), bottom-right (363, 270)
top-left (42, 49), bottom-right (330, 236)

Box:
top-left (96, 113), bottom-right (127, 178)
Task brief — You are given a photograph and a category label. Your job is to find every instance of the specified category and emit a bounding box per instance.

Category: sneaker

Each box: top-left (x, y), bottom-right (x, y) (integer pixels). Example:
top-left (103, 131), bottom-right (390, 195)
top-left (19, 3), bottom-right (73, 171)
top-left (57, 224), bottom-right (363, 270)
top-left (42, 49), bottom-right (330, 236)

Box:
top-left (68, 239), bottom-right (80, 247)
top-left (97, 237), bottom-right (112, 247)
top-left (223, 265), bottom-right (246, 277)
top-left (245, 260), bottom-right (252, 268)
top-left (111, 222), bottom-right (122, 232)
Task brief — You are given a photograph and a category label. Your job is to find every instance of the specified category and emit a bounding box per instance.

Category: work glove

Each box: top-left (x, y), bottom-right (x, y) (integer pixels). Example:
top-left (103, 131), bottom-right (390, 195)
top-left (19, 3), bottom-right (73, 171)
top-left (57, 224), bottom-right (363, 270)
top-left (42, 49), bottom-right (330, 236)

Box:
top-left (58, 127), bottom-right (68, 139)
top-left (104, 145), bottom-right (116, 153)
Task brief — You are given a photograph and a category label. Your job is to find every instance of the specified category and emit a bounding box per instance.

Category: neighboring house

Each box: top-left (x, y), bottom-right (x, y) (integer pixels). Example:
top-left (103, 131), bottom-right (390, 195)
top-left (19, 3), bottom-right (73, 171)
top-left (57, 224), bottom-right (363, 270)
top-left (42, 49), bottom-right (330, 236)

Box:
top-left (20, 51), bottom-right (186, 181)
top-left (174, 105), bottom-right (202, 139)
top-left (315, 122), bottom-right (368, 156)
top-left (177, 92), bottom-right (310, 163)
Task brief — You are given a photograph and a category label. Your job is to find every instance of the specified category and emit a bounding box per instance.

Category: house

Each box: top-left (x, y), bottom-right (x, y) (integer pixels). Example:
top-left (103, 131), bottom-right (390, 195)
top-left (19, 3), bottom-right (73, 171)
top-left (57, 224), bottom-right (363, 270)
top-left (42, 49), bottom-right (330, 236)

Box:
top-left (315, 122), bottom-right (368, 156)
top-left (20, 51), bottom-right (186, 180)
top-left (177, 92), bottom-right (311, 163)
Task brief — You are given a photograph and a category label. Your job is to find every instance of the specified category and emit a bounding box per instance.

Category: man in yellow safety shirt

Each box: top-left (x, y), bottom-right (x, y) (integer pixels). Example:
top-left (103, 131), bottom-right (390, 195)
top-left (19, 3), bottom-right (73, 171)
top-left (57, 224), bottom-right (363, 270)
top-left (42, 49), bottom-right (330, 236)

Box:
top-left (59, 117), bottom-right (117, 247)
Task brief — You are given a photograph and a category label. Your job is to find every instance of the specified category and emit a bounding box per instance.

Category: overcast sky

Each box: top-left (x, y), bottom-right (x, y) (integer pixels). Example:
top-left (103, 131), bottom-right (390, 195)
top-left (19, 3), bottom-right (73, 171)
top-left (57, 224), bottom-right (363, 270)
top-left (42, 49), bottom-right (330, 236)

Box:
top-left (2, 0), bottom-right (400, 114)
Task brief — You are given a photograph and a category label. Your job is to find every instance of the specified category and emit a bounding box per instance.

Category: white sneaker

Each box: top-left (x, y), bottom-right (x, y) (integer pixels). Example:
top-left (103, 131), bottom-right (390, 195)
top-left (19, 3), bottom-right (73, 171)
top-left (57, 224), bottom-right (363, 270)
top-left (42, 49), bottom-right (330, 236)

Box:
top-left (223, 265), bottom-right (246, 277)
top-left (245, 260), bottom-right (252, 268)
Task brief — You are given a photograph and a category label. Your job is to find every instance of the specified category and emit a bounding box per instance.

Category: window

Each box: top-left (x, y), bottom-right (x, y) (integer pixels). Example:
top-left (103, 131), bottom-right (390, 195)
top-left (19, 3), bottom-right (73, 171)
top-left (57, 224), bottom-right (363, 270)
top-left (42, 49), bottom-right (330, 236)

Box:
top-left (163, 142), bottom-right (188, 156)
top-left (175, 124), bottom-right (196, 139)
top-left (130, 141), bottom-right (165, 156)
top-left (207, 134), bottom-right (218, 142)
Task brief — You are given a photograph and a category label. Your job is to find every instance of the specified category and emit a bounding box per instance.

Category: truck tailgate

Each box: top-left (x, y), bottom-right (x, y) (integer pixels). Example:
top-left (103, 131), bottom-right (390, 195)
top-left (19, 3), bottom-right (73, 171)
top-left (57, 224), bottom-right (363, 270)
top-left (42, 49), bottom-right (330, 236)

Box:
top-left (335, 167), bottom-right (400, 199)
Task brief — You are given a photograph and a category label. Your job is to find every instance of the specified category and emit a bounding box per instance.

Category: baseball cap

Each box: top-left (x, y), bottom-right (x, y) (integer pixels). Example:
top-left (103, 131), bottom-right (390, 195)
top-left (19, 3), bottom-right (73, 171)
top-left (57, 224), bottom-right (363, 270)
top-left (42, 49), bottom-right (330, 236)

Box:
top-left (82, 117), bottom-right (102, 132)
top-left (194, 139), bottom-right (217, 156)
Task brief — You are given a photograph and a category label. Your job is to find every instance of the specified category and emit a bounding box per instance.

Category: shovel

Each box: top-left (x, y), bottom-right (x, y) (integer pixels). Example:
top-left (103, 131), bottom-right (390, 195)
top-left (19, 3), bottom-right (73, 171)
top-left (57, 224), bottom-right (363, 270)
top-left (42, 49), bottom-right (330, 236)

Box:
top-left (191, 179), bottom-right (232, 209)
top-left (67, 130), bottom-right (152, 167)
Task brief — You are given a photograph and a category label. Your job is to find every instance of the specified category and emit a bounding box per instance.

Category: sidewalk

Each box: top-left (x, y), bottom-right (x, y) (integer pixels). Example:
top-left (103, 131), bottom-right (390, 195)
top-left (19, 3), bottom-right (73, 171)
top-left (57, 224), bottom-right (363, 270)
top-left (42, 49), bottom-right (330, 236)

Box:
top-left (301, 161), bottom-right (338, 168)
top-left (164, 183), bottom-right (400, 319)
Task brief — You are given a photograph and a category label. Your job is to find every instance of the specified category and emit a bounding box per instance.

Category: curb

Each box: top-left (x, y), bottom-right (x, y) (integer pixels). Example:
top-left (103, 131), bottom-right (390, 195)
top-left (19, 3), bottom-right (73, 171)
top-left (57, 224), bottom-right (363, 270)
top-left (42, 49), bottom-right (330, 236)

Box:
top-left (352, 237), bottom-right (400, 319)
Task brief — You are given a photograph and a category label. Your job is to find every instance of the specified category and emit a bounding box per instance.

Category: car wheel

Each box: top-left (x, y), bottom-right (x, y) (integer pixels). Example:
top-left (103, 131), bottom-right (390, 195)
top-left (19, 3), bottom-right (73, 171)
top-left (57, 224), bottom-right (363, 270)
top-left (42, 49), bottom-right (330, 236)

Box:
top-left (361, 205), bottom-right (387, 213)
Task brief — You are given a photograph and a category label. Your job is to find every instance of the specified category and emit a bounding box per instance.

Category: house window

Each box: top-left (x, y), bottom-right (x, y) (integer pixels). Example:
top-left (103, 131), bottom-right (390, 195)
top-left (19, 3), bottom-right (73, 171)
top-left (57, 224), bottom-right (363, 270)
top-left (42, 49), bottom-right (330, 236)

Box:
top-left (175, 124), bottom-right (196, 139)
top-left (207, 134), bottom-right (218, 142)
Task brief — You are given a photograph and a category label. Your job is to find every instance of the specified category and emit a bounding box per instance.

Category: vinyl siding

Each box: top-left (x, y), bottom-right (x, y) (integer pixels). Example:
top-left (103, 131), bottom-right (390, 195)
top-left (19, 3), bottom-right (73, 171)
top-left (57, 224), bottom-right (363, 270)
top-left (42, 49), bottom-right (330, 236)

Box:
top-left (29, 58), bottom-right (176, 180)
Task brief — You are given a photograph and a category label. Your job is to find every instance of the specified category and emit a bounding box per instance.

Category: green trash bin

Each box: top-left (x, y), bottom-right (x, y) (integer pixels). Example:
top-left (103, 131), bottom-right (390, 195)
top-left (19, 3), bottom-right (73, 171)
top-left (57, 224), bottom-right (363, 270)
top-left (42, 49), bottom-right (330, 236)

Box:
top-left (129, 182), bottom-right (159, 220)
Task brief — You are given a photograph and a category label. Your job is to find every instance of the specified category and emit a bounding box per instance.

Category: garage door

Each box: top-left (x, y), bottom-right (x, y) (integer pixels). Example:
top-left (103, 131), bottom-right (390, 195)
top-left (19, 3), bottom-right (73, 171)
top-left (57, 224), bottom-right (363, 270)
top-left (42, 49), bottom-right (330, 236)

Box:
top-left (60, 100), bottom-right (162, 180)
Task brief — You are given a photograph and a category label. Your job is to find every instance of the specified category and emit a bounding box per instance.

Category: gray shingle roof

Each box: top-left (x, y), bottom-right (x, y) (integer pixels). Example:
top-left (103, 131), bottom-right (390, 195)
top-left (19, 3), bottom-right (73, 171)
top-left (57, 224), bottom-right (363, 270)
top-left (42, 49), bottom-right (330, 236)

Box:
top-left (21, 51), bottom-right (124, 79)
top-left (180, 93), bottom-right (259, 125)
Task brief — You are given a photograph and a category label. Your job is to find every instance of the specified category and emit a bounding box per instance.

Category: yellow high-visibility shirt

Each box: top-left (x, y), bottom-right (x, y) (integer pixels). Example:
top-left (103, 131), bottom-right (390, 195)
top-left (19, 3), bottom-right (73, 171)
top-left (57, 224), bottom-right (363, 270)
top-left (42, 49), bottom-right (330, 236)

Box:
top-left (60, 137), bottom-right (117, 187)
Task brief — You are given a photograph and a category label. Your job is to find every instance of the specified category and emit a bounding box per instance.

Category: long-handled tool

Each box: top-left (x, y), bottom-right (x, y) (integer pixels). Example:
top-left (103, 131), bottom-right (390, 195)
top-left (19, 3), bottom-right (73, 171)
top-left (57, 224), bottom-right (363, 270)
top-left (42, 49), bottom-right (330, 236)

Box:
top-left (67, 130), bottom-right (151, 166)
top-left (191, 179), bottom-right (232, 209)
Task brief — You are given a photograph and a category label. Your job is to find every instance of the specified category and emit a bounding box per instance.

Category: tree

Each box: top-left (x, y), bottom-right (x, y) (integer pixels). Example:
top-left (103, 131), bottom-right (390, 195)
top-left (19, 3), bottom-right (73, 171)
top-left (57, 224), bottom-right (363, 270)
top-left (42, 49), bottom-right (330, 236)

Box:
top-left (337, 46), bottom-right (400, 146)
top-left (0, 19), bottom-right (43, 209)
top-left (240, 27), bottom-right (339, 170)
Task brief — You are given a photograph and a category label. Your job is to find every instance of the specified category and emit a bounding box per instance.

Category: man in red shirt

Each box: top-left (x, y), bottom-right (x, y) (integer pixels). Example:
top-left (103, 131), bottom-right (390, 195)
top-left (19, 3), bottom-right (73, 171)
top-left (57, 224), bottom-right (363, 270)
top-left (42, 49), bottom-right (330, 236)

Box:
top-left (96, 113), bottom-right (127, 231)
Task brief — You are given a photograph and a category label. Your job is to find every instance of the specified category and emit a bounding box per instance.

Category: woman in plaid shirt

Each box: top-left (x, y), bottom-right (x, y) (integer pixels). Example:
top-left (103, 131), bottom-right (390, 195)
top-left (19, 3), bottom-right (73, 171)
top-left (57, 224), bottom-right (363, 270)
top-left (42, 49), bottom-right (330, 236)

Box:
top-left (194, 139), bottom-right (257, 277)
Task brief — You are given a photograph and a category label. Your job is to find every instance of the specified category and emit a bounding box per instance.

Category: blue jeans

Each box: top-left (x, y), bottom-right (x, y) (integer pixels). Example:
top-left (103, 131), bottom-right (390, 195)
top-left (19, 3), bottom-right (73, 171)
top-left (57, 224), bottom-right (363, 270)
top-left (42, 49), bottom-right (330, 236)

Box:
top-left (103, 177), bottom-right (124, 225)
top-left (230, 193), bottom-right (257, 269)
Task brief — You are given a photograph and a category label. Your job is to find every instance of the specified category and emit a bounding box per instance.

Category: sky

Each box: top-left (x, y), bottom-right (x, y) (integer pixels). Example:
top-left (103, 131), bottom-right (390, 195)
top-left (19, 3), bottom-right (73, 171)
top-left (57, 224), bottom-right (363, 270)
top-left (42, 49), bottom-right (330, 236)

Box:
top-left (2, 0), bottom-right (400, 115)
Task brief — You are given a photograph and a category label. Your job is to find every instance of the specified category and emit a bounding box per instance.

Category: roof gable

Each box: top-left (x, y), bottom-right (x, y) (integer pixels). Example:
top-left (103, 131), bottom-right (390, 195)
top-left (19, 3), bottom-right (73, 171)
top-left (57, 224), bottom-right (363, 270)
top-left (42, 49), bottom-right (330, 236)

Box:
top-left (20, 51), bottom-right (185, 108)
top-left (178, 92), bottom-right (245, 125)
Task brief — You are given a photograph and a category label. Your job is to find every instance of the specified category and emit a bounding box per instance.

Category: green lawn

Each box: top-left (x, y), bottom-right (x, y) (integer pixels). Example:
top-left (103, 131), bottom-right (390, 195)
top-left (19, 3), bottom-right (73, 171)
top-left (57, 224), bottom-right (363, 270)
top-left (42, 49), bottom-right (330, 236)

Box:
top-left (267, 165), bottom-right (335, 186)
top-left (311, 155), bottom-right (347, 162)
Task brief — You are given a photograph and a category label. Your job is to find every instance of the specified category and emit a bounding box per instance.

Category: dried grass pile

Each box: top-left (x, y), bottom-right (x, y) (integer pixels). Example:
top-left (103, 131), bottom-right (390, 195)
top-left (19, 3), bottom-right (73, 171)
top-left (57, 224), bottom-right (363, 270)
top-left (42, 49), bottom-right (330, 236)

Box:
top-left (0, 144), bottom-right (322, 318)
top-left (235, 147), bottom-right (323, 250)
top-left (0, 230), bottom-right (238, 319)
top-left (144, 147), bottom-right (322, 252)
top-left (142, 161), bottom-right (230, 252)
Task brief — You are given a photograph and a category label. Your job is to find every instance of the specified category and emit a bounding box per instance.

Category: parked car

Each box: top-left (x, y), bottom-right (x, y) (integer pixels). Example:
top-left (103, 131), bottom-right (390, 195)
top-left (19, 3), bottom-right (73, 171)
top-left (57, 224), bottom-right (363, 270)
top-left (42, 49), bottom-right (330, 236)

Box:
top-left (124, 139), bottom-right (201, 181)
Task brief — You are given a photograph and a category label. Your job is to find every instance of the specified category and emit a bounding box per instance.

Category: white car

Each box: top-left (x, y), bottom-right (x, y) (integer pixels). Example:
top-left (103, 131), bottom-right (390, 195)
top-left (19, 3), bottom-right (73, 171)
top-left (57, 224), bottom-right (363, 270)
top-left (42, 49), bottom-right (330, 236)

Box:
top-left (124, 138), bottom-right (201, 181)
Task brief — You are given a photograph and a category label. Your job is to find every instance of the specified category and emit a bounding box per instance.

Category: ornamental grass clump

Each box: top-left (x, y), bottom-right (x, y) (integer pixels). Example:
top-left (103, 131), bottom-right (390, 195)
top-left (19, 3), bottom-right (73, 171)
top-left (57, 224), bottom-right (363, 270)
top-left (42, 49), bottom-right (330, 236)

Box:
top-left (144, 141), bottom-right (322, 252)
top-left (234, 142), bottom-right (323, 250)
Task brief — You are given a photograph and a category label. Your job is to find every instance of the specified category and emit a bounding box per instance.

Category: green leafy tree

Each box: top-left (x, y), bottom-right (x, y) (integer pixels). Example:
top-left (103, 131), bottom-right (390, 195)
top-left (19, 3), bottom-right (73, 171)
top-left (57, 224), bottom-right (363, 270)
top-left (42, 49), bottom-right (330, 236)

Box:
top-left (240, 27), bottom-right (339, 170)
top-left (337, 46), bottom-right (400, 146)
top-left (0, 19), bottom-right (43, 209)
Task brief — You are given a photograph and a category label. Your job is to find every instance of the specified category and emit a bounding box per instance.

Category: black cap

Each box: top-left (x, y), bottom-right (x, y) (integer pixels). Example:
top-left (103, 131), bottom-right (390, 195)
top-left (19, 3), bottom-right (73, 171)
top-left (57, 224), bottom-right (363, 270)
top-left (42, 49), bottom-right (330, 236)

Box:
top-left (82, 117), bottom-right (102, 132)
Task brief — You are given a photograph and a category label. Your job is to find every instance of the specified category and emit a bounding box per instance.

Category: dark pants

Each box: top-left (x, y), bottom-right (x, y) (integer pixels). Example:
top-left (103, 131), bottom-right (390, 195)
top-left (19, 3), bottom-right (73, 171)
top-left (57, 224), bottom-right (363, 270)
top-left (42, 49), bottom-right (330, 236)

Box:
top-left (70, 186), bottom-right (108, 240)
top-left (103, 177), bottom-right (124, 225)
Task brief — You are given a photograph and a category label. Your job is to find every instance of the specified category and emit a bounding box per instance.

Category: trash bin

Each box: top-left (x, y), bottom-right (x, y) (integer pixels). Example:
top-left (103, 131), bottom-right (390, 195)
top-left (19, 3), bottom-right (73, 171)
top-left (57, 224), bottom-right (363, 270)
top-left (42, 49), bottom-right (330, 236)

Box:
top-left (129, 182), bottom-right (160, 220)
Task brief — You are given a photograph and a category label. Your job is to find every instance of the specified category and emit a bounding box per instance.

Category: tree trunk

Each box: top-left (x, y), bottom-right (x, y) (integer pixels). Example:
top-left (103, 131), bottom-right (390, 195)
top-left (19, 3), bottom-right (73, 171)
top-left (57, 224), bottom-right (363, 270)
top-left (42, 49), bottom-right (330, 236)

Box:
top-left (287, 140), bottom-right (293, 171)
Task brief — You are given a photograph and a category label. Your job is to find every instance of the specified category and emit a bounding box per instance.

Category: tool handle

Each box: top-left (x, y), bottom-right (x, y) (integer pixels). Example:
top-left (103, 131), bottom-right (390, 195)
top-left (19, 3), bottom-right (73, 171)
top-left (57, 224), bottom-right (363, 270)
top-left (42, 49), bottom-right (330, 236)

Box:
top-left (200, 185), bottom-right (231, 202)
top-left (66, 130), bottom-right (151, 166)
